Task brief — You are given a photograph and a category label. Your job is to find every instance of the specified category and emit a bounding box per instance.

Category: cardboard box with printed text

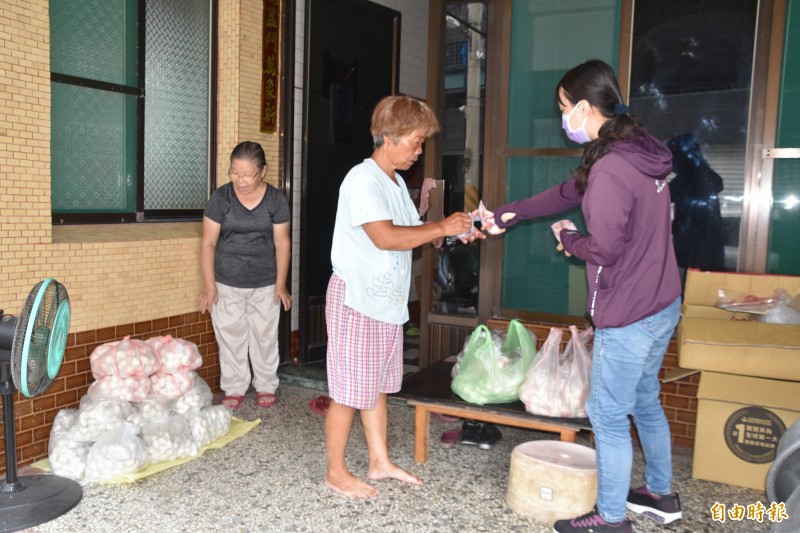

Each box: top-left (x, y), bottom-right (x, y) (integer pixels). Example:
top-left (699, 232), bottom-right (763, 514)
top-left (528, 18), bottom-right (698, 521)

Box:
top-left (692, 371), bottom-right (800, 491)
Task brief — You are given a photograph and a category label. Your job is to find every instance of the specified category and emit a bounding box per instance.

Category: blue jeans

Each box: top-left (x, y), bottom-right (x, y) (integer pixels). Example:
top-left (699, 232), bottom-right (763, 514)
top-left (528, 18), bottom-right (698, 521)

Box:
top-left (586, 297), bottom-right (681, 523)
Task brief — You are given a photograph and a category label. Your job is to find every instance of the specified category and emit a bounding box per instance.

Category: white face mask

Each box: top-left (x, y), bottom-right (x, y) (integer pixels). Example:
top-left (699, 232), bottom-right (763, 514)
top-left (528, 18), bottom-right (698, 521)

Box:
top-left (561, 102), bottom-right (592, 144)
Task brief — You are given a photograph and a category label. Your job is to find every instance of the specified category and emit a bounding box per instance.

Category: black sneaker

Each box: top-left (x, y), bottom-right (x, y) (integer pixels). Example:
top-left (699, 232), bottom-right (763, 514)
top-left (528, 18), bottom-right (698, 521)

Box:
top-left (459, 421), bottom-right (482, 446)
top-left (626, 486), bottom-right (683, 524)
top-left (478, 423), bottom-right (502, 450)
top-left (553, 507), bottom-right (632, 533)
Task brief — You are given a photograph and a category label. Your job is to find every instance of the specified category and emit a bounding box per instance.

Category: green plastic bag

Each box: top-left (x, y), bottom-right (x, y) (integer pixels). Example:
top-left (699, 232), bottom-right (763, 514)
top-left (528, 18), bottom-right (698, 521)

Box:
top-left (451, 319), bottom-right (537, 405)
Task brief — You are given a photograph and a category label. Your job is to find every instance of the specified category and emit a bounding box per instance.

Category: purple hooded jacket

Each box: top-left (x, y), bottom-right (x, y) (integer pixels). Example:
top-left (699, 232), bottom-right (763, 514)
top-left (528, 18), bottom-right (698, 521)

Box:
top-left (493, 134), bottom-right (681, 329)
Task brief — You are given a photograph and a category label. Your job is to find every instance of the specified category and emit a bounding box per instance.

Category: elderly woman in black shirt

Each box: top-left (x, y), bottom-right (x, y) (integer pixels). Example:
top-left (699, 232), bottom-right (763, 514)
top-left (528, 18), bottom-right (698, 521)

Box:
top-left (199, 141), bottom-right (292, 410)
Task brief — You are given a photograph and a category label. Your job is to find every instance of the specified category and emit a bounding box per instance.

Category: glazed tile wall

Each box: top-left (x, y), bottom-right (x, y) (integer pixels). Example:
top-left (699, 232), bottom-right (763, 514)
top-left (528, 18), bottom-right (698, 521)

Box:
top-left (0, 0), bottom-right (277, 473)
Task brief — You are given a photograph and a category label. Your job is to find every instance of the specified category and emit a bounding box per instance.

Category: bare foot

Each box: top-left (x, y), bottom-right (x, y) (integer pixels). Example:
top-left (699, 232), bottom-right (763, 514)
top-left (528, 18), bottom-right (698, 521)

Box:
top-left (367, 462), bottom-right (423, 486)
top-left (325, 471), bottom-right (380, 499)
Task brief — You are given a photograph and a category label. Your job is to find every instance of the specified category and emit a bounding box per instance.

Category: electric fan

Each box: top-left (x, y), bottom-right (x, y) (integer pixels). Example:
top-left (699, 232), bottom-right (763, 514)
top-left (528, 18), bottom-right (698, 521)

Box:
top-left (0, 278), bottom-right (82, 532)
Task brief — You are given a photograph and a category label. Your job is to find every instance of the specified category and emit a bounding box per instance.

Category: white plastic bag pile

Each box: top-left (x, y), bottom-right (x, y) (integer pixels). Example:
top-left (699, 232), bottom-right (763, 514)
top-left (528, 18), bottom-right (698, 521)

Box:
top-left (47, 336), bottom-right (231, 482)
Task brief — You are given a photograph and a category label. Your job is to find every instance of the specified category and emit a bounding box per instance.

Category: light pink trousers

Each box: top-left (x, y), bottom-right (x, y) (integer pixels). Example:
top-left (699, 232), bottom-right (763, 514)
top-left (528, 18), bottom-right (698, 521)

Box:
top-left (211, 282), bottom-right (281, 397)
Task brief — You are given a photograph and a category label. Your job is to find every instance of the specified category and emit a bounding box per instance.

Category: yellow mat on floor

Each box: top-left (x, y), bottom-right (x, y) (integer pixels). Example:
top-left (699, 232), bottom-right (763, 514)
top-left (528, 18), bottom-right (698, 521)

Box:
top-left (31, 416), bottom-right (260, 484)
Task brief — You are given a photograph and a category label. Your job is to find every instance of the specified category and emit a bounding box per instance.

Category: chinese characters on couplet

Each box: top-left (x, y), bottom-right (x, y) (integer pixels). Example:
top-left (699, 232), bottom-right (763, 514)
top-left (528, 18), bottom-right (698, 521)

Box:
top-left (710, 501), bottom-right (789, 524)
top-left (261, 0), bottom-right (281, 134)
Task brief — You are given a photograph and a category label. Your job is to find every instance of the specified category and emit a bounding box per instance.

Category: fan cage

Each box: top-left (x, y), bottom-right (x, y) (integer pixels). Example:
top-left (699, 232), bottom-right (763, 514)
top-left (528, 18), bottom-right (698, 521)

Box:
top-left (10, 279), bottom-right (70, 397)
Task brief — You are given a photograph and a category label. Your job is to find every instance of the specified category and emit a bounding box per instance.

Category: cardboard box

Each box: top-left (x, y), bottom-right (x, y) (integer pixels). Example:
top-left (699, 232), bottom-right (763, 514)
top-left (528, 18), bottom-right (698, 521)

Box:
top-left (693, 371), bottom-right (800, 490)
top-left (678, 270), bottom-right (800, 381)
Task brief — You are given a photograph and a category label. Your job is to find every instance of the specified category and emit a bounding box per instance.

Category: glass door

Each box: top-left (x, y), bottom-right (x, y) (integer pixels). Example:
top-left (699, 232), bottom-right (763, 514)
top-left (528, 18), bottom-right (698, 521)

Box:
top-left (479, 0), bottom-right (793, 326)
top-left (766, 0), bottom-right (800, 274)
top-left (740, 0), bottom-right (800, 275)
top-left (430, 0), bottom-right (488, 318)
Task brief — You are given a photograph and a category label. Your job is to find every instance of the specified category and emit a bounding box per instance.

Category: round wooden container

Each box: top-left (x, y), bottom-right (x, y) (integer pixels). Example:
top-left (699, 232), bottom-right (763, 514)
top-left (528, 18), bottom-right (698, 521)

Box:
top-left (506, 440), bottom-right (597, 522)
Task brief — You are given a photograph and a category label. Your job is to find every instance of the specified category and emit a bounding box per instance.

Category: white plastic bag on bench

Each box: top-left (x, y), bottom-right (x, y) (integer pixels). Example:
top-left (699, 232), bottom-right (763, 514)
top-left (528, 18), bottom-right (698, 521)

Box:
top-left (519, 325), bottom-right (592, 418)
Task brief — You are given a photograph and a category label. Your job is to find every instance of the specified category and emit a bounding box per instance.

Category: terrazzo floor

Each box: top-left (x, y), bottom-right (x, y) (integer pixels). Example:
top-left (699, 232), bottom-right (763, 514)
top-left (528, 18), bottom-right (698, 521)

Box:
top-left (24, 370), bottom-right (776, 533)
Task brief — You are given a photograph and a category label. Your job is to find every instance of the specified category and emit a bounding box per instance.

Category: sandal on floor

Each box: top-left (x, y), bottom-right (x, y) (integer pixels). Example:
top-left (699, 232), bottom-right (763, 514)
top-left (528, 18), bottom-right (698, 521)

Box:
top-left (257, 392), bottom-right (277, 408)
top-left (439, 429), bottom-right (461, 449)
top-left (309, 395), bottom-right (330, 416)
top-left (221, 396), bottom-right (245, 410)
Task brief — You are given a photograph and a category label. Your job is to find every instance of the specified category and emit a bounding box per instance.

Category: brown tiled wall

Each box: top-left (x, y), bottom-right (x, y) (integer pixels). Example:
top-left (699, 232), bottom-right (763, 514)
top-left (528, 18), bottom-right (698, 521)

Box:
top-left (291, 330), bottom-right (300, 361)
top-left (660, 343), bottom-right (699, 449)
top-left (217, 0), bottom-right (281, 187)
top-left (0, 312), bottom-right (219, 476)
top-left (0, 0), bottom-right (280, 475)
top-left (0, 2), bottom-right (283, 333)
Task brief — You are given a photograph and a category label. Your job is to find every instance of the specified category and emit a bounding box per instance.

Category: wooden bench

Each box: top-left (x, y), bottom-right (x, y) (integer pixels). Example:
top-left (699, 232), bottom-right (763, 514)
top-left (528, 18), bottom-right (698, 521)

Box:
top-left (395, 359), bottom-right (591, 464)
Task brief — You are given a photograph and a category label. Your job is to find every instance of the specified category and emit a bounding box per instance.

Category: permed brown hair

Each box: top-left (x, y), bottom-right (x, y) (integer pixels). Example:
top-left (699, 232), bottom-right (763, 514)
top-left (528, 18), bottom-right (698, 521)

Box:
top-left (370, 95), bottom-right (440, 148)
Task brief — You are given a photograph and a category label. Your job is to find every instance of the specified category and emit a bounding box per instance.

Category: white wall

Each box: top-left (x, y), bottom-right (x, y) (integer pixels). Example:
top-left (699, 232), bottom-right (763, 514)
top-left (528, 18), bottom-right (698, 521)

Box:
top-left (374, 0), bottom-right (431, 99)
top-left (289, 0), bottom-right (430, 334)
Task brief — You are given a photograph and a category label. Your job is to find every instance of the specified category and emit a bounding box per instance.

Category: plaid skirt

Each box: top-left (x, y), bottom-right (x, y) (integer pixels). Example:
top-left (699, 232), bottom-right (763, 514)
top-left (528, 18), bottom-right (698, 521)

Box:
top-left (325, 273), bottom-right (403, 410)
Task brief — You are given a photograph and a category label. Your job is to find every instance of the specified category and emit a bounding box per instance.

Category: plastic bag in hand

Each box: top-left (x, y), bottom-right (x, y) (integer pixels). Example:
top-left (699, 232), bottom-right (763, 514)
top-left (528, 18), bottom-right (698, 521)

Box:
top-left (519, 326), bottom-right (593, 418)
top-left (450, 319), bottom-right (537, 405)
top-left (478, 201), bottom-right (504, 235)
top-left (458, 200), bottom-right (503, 238)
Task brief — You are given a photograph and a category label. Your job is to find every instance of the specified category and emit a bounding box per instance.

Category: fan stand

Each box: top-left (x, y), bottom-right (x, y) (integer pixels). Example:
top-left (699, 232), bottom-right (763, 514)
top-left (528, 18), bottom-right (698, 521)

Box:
top-left (1, 361), bottom-right (82, 532)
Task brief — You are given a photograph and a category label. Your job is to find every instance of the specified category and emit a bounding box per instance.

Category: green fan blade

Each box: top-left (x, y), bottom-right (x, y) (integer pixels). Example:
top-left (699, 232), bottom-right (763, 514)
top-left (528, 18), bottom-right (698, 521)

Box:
top-left (48, 299), bottom-right (70, 379)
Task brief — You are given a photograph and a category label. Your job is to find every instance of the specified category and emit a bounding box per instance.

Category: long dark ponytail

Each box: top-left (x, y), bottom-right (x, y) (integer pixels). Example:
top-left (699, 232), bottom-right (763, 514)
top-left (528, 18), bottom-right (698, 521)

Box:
top-left (557, 60), bottom-right (646, 194)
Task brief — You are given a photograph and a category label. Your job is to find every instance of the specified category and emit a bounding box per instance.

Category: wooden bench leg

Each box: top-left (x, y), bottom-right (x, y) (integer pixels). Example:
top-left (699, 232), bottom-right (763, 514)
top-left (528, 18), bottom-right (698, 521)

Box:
top-left (414, 406), bottom-right (431, 464)
top-left (560, 429), bottom-right (577, 443)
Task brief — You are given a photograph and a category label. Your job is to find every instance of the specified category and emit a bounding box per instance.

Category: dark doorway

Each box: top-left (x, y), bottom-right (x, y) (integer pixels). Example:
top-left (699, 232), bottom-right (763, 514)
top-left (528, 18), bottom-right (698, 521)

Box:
top-left (299, 0), bottom-right (400, 365)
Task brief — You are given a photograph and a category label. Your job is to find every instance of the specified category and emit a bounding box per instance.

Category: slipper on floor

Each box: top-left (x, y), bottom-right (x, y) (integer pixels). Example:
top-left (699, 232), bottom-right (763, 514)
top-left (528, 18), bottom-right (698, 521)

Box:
top-left (257, 392), bottom-right (277, 408)
top-left (309, 395), bottom-right (330, 416)
top-left (439, 429), bottom-right (461, 449)
top-left (221, 396), bottom-right (245, 410)
top-left (432, 412), bottom-right (460, 423)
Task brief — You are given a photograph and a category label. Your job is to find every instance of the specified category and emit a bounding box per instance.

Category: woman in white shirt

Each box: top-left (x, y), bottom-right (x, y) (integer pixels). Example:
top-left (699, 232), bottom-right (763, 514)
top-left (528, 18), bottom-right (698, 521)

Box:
top-left (325, 95), bottom-right (483, 499)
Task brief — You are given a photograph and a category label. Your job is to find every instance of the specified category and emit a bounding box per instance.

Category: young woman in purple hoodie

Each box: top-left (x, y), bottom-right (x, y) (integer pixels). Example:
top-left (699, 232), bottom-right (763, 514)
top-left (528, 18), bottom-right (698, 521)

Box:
top-left (490, 60), bottom-right (683, 533)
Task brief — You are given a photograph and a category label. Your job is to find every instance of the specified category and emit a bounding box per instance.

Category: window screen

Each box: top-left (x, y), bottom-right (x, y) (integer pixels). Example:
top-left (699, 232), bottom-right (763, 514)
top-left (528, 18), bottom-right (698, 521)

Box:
top-left (50, 0), bottom-right (212, 222)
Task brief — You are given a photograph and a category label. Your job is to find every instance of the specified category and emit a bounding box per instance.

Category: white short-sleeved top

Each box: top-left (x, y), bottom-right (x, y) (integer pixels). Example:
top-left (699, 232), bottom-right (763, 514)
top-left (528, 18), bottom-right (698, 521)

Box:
top-left (331, 158), bottom-right (422, 324)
